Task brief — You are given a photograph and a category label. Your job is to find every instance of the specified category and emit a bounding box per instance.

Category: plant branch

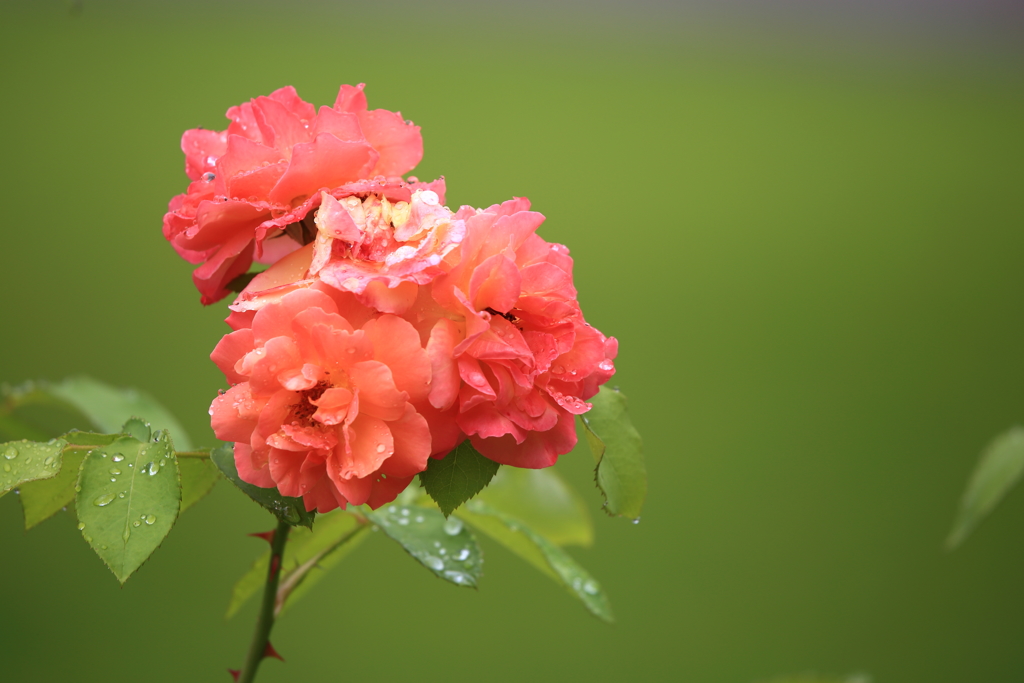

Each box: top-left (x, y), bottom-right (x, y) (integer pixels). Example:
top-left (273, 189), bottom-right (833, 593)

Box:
top-left (237, 518), bottom-right (291, 683)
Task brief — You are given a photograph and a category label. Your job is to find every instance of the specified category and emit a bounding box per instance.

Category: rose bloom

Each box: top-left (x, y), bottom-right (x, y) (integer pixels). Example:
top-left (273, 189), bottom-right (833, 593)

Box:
top-left (233, 191), bottom-right (618, 471)
top-left (418, 198), bottom-right (618, 469)
top-left (209, 287), bottom-right (433, 512)
top-left (163, 84), bottom-right (439, 305)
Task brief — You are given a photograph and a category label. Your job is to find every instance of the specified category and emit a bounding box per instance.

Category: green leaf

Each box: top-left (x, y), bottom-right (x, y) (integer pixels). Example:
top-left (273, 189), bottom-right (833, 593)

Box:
top-left (227, 511), bottom-right (367, 619)
top-left (0, 411), bottom-right (50, 441)
top-left (581, 386), bottom-right (647, 520)
top-left (120, 417), bottom-right (152, 442)
top-left (419, 440), bottom-right (500, 517)
top-left (178, 457), bottom-right (220, 513)
top-left (0, 439), bottom-right (66, 497)
top-left (947, 426), bottom-right (1024, 549)
top-left (19, 432), bottom-right (119, 529)
top-left (460, 500), bottom-right (614, 622)
top-left (75, 432), bottom-right (181, 584)
top-left (365, 504), bottom-right (482, 587)
top-left (477, 467), bottom-right (593, 547)
top-left (2, 377), bottom-right (194, 450)
top-left (211, 443), bottom-right (315, 529)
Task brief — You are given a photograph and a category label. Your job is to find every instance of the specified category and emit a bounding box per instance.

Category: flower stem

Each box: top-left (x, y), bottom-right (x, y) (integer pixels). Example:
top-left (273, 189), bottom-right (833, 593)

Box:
top-left (238, 518), bottom-right (291, 683)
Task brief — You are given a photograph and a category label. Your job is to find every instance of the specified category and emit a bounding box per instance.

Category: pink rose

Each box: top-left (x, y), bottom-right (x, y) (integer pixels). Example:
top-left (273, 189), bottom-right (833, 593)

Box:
top-left (417, 198), bottom-right (618, 469)
top-left (209, 287), bottom-right (433, 512)
top-left (163, 84), bottom-right (432, 305)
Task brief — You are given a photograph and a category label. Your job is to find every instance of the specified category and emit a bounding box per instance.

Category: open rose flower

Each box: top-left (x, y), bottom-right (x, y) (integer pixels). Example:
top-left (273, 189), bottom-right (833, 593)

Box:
top-left (228, 187), bottom-right (465, 318)
top-left (416, 198), bottom-right (618, 469)
top-left (163, 84), bottom-right (435, 305)
top-left (209, 287), bottom-right (433, 511)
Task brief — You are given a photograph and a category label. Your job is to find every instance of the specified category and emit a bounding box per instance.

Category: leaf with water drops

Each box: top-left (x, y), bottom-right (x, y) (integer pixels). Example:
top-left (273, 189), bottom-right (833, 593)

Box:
top-left (75, 432), bottom-right (180, 584)
top-left (460, 500), bottom-right (613, 622)
top-left (0, 439), bottom-right (66, 498)
top-left (365, 504), bottom-right (482, 588)
top-left (477, 467), bottom-right (592, 547)
top-left (120, 417), bottom-right (151, 442)
top-left (227, 511), bottom-right (367, 618)
top-left (1, 376), bottom-right (194, 450)
top-left (419, 440), bottom-right (500, 517)
top-left (178, 457), bottom-right (220, 513)
top-left (947, 426), bottom-right (1024, 549)
top-left (211, 443), bottom-right (315, 529)
top-left (580, 386), bottom-right (646, 520)
top-left (18, 432), bottom-right (119, 529)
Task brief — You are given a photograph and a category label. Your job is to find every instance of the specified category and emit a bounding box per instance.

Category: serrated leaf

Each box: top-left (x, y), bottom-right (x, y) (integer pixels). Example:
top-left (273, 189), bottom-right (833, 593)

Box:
top-left (461, 500), bottom-right (614, 622)
top-left (121, 417), bottom-right (152, 442)
top-left (227, 511), bottom-right (367, 619)
top-left (365, 504), bottom-right (482, 587)
top-left (947, 426), bottom-right (1024, 549)
top-left (178, 457), bottom-right (220, 513)
top-left (211, 443), bottom-right (315, 529)
top-left (0, 439), bottom-right (66, 497)
top-left (477, 467), bottom-right (593, 547)
top-left (19, 432), bottom-right (119, 529)
top-left (581, 386), bottom-right (646, 519)
top-left (2, 376), bottom-right (194, 450)
top-left (75, 433), bottom-right (180, 584)
top-left (419, 440), bottom-right (500, 517)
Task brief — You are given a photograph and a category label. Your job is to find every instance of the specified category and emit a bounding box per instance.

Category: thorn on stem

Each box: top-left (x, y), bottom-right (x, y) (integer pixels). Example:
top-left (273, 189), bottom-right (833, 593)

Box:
top-left (228, 669), bottom-right (240, 681)
top-left (264, 641), bottom-right (285, 662)
top-left (270, 555), bottom-right (281, 577)
top-left (249, 530), bottom-right (276, 544)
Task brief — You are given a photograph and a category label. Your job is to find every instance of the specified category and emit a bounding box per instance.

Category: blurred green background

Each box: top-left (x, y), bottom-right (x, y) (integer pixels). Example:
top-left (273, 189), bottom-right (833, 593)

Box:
top-left (2, 1), bottom-right (1024, 681)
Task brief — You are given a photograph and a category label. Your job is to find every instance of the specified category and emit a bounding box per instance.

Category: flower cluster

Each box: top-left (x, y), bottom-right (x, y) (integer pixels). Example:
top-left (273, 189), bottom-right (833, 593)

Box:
top-left (168, 85), bottom-right (616, 512)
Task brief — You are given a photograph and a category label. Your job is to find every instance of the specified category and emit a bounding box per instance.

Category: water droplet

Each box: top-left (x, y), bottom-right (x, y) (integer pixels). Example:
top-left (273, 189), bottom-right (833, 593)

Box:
top-left (400, 508), bottom-right (410, 516)
top-left (122, 528), bottom-right (131, 542)
top-left (74, 485), bottom-right (81, 492)
top-left (454, 548), bottom-right (471, 561)
top-left (84, 535), bottom-right (92, 543)
top-left (632, 517), bottom-right (641, 525)
top-left (2, 463), bottom-right (10, 473)
top-left (110, 467), bottom-right (122, 475)
top-left (111, 454), bottom-right (124, 463)
top-left (397, 517), bottom-right (409, 526)
top-left (443, 570), bottom-right (472, 585)
top-left (118, 492), bottom-right (126, 499)
top-left (77, 522), bottom-right (85, 531)
top-left (100, 545), bottom-right (107, 550)
top-left (414, 515), bottom-right (424, 523)
top-left (376, 443), bottom-right (386, 454)
top-left (582, 580), bottom-right (599, 595)
top-left (3, 446), bottom-right (18, 460)
top-left (423, 555), bottom-right (444, 571)
top-left (145, 515), bottom-right (156, 525)
top-left (43, 456), bottom-right (54, 466)
top-left (146, 461), bottom-right (160, 476)
top-left (598, 360), bottom-right (614, 372)
top-left (93, 493), bottom-right (116, 507)
top-left (133, 520), bottom-right (141, 528)
top-left (443, 518), bottom-right (463, 535)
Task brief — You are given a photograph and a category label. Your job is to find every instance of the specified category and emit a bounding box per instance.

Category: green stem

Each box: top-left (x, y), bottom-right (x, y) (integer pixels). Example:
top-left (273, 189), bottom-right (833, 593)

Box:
top-left (238, 519), bottom-right (291, 683)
